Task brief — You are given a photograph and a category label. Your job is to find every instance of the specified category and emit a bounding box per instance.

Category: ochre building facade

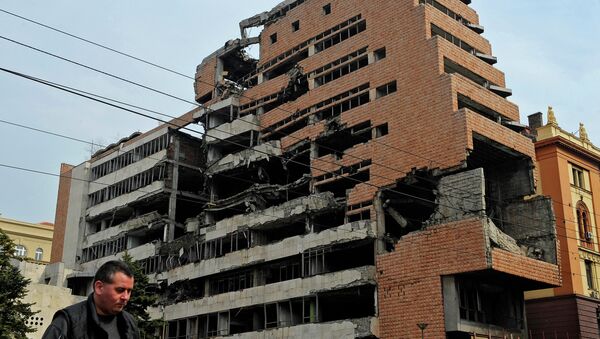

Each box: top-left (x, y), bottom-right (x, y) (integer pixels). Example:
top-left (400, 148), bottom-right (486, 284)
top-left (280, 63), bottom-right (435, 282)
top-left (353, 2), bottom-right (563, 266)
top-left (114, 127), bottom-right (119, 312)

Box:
top-left (526, 110), bottom-right (600, 338)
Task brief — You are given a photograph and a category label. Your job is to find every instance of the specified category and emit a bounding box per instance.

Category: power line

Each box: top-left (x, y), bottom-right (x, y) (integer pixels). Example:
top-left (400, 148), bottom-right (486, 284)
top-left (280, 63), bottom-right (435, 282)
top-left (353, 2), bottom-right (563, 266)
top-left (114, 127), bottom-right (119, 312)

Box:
top-left (0, 32), bottom-right (491, 208)
top-left (0, 8), bottom-right (194, 80)
top-left (0, 35), bottom-right (198, 107)
top-left (2, 67), bottom-right (595, 239)
top-left (0, 120), bottom-right (589, 247)
top-left (0, 33), bottom-right (465, 190)
top-left (1, 7), bottom-right (592, 288)
top-left (1, 160), bottom-right (591, 264)
top-left (0, 119), bottom-right (92, 145)
top-left (0, 14), bottom-right (549, 212)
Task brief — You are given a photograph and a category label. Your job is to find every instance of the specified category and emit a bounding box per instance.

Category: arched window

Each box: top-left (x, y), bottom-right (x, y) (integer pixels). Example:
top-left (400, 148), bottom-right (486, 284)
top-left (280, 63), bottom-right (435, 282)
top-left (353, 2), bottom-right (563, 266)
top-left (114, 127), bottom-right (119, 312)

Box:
top-left (35, 248), bottom-right (43, 261)
top-left (14, 245), bottom-right (27, 257)
top-left (577, 201), bottom-right (593, 242)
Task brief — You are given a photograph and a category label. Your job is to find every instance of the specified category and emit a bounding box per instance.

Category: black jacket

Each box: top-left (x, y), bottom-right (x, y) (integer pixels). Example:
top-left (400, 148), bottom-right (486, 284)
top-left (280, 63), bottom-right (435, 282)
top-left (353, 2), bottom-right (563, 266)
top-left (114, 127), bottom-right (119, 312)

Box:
top-left (42, 294), bottom-right (140, 339)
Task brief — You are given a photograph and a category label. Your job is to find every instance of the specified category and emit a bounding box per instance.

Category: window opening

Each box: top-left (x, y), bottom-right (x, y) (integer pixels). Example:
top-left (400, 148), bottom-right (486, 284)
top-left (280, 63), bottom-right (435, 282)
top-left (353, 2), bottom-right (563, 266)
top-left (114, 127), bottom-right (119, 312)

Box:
top-left (35, 248), bottom-right (43, 261)
top-left (303, 247), bottom-right (328, 276)
top-left (314, 20), bottom-right (366, 53)
top-left (577, 201), bottom-right (593, 247)
top-left (14, 245), bottom-right (26, 257)
top-left (374, 47), bottom-right (387, 61)
top-left (585, 260), bottom-right (595, 290)
top-left (572, 166), bottom-right (586, 189)
top-left (376, 81), bottom-right (397, 98)
top-left (323, 4), bottom-right (332, 15)
top-left (375, 123), bottom-right (389, 137)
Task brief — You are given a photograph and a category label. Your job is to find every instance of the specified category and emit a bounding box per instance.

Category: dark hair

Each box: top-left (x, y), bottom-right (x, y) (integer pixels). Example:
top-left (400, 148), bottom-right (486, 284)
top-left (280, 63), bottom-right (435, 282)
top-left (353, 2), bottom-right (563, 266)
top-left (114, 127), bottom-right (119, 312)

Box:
top-left (94, 260), bottom-right (133, 284)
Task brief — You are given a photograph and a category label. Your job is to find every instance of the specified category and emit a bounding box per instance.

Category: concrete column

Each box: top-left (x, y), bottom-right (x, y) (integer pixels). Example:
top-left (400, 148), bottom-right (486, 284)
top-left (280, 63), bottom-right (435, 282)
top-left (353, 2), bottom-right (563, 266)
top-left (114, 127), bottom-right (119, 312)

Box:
top-left (166, 137), bottom-right (180, 242)
top-left (309, 142), bottom-right (318, 194)
top-left (374, 191), bottom-right (387, 254)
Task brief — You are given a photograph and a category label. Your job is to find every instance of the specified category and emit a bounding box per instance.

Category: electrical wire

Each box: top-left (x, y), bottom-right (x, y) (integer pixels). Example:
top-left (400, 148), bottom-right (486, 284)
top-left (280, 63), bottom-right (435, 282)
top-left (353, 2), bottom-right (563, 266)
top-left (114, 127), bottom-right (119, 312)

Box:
top-left (0, 8), bottom-right (194, 80)
top-left (1, 67), bottom-right (597, 242)
top-left (0, 10), bottom-right (564, 215)
top-left (0, 33), bottom-right (479, 202)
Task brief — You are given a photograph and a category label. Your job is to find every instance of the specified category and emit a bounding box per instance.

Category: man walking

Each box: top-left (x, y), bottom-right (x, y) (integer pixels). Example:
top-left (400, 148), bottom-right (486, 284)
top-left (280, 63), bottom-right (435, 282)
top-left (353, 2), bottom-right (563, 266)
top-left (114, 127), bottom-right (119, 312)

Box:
top-left (42, 260), bottom-right (140, 338)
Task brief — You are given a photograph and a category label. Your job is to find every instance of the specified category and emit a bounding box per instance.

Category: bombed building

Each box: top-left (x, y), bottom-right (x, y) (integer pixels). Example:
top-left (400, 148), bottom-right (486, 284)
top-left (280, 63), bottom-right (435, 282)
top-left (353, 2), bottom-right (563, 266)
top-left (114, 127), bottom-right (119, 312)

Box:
top-left (55, 1), bottom-right (561, 338)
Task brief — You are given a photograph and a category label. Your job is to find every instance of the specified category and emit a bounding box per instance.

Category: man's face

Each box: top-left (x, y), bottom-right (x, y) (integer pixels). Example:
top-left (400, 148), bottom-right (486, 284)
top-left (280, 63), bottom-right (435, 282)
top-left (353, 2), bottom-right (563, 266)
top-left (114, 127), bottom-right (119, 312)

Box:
top-left (94, 271), bottom-right (134, 316)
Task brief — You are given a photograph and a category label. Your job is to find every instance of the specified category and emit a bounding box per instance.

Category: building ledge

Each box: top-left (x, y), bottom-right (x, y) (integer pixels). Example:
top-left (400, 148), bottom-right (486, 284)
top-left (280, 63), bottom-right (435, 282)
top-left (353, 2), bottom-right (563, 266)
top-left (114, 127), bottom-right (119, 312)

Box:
top-left (158, 220), bottom-right (374, 284)
top-left (162, 266), bottom-right (375, 320)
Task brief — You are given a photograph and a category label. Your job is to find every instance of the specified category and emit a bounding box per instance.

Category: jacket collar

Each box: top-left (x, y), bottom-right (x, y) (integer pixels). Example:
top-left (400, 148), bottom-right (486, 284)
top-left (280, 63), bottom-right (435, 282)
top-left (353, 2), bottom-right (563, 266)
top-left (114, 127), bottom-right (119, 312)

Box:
top-left (86, 293), bottom-right (132, 337)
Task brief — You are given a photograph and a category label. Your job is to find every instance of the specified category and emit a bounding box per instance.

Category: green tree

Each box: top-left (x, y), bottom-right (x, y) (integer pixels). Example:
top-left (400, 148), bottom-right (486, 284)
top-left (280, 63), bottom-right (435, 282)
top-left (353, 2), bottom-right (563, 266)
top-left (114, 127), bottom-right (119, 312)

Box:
top-left (122, 252), bottom-right (162, 338)
top-left (0, 229), bottom-right (37, 338)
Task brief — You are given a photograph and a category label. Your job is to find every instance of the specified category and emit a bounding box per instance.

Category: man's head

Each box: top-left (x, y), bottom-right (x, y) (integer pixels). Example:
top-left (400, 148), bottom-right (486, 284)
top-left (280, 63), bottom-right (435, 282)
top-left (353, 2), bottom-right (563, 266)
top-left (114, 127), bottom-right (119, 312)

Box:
top-left (93, 260), bottom-right (134, 316)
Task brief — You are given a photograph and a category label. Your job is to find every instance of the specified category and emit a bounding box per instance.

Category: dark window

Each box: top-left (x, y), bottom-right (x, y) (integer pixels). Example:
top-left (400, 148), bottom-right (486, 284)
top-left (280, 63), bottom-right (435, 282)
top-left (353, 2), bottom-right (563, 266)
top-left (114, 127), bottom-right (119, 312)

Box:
top-left (431, 24), bottom-right (476, 55)
top-left (375, 123), bottom-right (389, 137)
top-left (572, 166), bottom-right (586, 189)
top-left (314, 20), bottom-right (366, 53)
top-left (586, 260), bottom-right (595, 290)
top-left (457, 278), bottom-right (524, 329)
top-left (292, 20), bottom-right (300, 31)
top-left (376, 81), bottom-right (397, 98)
top-left (374, 47), bottom-right (387, 61)
top-left (323, 4), bottom-right (332, 15)
top-left (577, 201), bottom-right (593, 243)
top-left (314, 55), bottom-right (369, 87)
top-left (270, 33), bottom-right (278, 44)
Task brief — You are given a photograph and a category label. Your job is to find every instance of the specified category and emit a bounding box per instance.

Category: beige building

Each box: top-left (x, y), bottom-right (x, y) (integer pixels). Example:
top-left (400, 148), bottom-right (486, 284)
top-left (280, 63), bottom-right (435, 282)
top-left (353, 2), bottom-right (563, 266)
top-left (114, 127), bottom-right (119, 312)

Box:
top-left (1, 217), bottom-right (83, 339)
top-left (14, 260), bottom-right (85, 339)
top-left (0, 216), bottom-right (53, 263)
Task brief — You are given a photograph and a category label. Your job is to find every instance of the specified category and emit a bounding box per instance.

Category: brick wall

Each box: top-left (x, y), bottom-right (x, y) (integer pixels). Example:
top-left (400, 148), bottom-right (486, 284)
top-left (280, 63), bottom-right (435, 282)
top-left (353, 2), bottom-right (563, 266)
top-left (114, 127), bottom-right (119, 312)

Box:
top-left (377, 218), bottom-right (489, 339)
top-left (51, 163), bottom-right (73, 263)
top-left (377, 218), bottom-right (561, 338)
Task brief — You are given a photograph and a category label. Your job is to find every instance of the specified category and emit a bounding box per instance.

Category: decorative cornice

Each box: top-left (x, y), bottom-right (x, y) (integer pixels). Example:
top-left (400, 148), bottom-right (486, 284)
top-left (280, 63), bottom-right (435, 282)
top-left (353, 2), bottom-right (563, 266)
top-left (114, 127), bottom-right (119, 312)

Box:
top-left (535, 136), bottom-right (600, 165)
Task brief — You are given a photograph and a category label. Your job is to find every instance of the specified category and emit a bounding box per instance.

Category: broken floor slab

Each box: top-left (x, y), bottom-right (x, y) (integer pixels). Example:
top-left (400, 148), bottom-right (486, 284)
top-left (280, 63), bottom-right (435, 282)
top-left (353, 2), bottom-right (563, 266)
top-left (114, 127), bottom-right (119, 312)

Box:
top-left (207, 141), bottom-right (282, 175)
top-left (199, 192), bottom-right (340, 240)
top-left (85, 211), bottom-right (164, 245)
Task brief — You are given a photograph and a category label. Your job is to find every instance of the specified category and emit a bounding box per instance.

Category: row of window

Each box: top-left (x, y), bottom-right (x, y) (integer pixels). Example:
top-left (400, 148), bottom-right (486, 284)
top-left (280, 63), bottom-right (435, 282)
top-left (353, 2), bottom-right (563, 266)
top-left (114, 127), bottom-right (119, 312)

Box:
top-left (261, 83), bottom-right (370, 140)
top-left (314, 20), bottom-right (366, 53)
top-left (420, 0), bottom-right (472, 25)
top-left (165, 284), bottom-right (375, 339)
top-left (238, 14), bottom-right (364, 85)
top-left (262, 80), bottom-right (397, 142)
top-left (81, 235), bottom-right (127, 263)
top-left (13, 245), bottom-right (44, 261)
top-left (167, 296), bottom-right (319, 339)
top-left (88, 164), bottom-right (167, 207)
top-left (314, 160), bottom-right (372, 183)
top-left (270, 3), bottom-right (333, 44)
top-left (91, 133), bottom-right (169, 180)
top-left (431, 23), bottom-right (479, 56)
top-left (313, 49), bottom-right (370, 87)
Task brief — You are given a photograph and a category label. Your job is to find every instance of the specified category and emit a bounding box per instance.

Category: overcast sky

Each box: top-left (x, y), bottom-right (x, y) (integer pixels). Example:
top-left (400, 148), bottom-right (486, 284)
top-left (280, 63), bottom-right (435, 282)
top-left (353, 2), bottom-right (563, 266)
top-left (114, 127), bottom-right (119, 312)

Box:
top-left (0, 1), bottom-right (598, 223)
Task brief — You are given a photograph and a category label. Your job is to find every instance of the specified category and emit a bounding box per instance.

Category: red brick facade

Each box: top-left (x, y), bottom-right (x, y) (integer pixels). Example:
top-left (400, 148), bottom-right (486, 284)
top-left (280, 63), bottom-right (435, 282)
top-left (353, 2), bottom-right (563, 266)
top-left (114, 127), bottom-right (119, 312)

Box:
top-left (186, 0), bottom-right (562, 336)
top-left (50, 163), bottom-right (73, 263)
